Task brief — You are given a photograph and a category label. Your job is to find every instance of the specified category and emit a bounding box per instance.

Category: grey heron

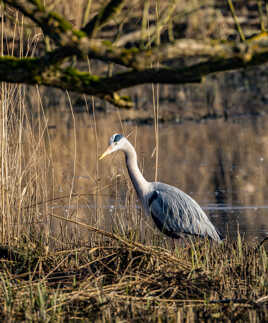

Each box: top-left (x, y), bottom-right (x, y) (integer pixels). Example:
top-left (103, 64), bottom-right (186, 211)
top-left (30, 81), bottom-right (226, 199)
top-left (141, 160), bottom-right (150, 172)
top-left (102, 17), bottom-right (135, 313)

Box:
top-left (100, 134), bottom-right (222, 242)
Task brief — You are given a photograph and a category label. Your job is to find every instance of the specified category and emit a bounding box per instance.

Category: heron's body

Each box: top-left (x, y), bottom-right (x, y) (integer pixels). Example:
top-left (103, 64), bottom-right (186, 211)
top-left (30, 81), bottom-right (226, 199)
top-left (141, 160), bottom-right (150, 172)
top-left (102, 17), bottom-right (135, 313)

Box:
top-left (146, 183), bottom-right (222, 241)
top-left (100, 134), bottom-right (222, 243)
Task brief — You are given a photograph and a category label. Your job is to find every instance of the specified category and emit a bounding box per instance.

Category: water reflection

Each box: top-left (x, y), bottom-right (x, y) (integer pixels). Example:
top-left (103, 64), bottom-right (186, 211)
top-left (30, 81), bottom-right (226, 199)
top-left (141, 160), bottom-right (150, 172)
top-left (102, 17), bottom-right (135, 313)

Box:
top-left (47, 111), bottom-right (268, 243)
top-left (206, 205), bottom-right (268, 241)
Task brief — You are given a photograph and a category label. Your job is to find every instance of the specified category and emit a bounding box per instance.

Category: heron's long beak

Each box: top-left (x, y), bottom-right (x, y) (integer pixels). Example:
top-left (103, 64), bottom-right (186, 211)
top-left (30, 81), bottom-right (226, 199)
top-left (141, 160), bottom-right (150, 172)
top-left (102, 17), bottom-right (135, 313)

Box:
top-left (99, 145), bottom-right (113, 160)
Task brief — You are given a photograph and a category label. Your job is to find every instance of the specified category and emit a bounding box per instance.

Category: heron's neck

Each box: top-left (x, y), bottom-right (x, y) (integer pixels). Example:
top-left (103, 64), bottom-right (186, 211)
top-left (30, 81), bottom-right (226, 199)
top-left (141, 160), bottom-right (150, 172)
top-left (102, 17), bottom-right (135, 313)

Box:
top-left (124, 143), bottom-right (150, 199)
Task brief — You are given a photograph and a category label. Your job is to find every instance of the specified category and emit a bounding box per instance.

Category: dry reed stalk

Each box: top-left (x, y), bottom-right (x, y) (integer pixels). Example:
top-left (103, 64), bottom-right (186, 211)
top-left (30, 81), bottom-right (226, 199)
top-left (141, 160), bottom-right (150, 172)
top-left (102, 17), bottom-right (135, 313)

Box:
top-left (50, 213), bottom-right (192, 270)
top-left (0, 5), bottom-right (55, 246)
top-left (0, 235), bottom-right (266, 321)
top-left (0, 2), bottom-right (267, 320)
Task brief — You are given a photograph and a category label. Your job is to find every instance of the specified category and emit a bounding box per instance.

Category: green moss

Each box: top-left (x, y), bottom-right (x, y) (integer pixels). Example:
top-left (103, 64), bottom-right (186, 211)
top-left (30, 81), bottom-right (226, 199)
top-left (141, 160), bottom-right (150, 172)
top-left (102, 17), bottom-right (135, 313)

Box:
top-left (47, 12), bottom-right (73, 30)
top-left (0, 57), bottom-right (101, 88)
top-left (47, 12), bottom-right (86, 39)
top-left (102, 40), bottom-right (113, 47)
top-left (62, 67), bottom-right (100, 85)
top-left (73, 30), bottom-right (87, 38)
top-left (0, 56), bottom-right (40, 69)
top-left (124, 47), bottom-right (139, 54)
top-left (30, 0), bottom-right (45, 11)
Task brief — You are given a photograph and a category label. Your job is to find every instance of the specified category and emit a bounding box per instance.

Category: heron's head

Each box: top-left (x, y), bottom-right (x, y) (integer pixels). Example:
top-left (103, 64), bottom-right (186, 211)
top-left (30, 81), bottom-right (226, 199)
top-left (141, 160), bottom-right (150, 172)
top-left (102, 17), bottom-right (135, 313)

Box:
top-left (99, 134), bottom-right (126, 160)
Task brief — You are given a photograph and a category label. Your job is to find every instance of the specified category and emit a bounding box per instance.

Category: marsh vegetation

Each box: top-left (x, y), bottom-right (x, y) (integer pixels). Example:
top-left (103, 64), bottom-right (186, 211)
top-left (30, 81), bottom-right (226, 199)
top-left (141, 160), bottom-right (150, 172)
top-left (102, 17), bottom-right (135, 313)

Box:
top-left (0, 1), bottom-right (268, 321)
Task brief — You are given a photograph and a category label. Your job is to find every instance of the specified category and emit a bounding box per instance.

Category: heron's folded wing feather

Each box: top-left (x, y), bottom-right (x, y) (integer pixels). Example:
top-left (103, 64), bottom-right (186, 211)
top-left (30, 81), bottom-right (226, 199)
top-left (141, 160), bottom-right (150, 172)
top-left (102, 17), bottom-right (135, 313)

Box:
top-left (149, 185), bottom-right (221, 240)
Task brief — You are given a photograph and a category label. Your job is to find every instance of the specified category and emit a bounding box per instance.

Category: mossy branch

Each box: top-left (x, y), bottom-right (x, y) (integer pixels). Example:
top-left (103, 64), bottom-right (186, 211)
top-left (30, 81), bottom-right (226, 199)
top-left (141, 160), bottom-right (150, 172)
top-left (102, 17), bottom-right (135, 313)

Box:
top-left (3, 0), bottom-right (86, 48)
top-left (2, 1), bottom-right (268, 108)
top-left (2, 48), bottom-right (268, 105)
top-left (82, 0), bottom-right (126, 37)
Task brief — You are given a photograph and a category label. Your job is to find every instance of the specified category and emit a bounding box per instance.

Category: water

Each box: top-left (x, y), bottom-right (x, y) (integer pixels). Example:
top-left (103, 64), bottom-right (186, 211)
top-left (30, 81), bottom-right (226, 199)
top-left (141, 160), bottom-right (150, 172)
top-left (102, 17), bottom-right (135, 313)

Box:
top-left (47, 111), bottom-right (268, 243)
top-left (206, 204), bottom-right (268, 241)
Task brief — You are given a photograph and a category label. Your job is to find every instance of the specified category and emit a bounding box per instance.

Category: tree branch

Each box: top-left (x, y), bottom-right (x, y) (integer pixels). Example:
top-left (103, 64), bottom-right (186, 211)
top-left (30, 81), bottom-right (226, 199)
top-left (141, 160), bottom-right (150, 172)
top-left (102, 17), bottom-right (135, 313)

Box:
top-left (2, 47), bottom-right (268, 107)
top-left (3, 0), bottom-right (84, 46)
top-left (4, 0), bottom-right (268, 69)
top-left (1, 1), bottom-right (268, 108)
top-left (82, 0), bottom-right (126, 37)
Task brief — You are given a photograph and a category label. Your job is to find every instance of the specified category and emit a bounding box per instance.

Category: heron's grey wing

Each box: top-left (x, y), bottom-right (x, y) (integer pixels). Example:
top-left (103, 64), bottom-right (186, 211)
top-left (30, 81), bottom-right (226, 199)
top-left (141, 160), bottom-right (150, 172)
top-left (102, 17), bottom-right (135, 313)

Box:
top-left (148, 184), bottom-right (222, 241)
top-left (148, 190), bottom-right (182, 238)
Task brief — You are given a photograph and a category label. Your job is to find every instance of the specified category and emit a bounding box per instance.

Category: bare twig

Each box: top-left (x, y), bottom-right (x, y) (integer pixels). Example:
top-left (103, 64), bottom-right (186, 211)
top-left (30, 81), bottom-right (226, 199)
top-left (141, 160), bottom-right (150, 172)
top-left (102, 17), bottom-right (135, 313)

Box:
top-left (227, 0), bottom-right (246, 42)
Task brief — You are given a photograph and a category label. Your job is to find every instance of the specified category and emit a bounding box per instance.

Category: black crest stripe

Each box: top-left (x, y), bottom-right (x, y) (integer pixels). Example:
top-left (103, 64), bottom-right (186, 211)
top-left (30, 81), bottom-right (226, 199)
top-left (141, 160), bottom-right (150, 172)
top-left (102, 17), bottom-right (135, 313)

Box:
top-left (114, 134), bottom-right (123, 142)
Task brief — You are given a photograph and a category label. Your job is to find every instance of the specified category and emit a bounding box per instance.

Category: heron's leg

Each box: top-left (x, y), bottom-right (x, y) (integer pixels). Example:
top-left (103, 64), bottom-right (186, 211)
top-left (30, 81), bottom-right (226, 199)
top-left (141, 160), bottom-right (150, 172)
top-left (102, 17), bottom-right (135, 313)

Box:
top-left (172, 235), bottom-right (188, 253)
top-left (178, 235), bottom-right (192, 250)
top-left (171, 238), bottom-right (176, 251)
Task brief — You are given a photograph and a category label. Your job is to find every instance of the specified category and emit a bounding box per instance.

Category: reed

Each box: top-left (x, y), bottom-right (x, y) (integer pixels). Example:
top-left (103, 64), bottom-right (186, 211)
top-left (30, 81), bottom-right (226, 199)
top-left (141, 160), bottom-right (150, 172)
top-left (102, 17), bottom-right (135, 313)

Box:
top-left (0, 231), bottom-right (267, 321)
top-left (0, 1), bottom-right (267, 321)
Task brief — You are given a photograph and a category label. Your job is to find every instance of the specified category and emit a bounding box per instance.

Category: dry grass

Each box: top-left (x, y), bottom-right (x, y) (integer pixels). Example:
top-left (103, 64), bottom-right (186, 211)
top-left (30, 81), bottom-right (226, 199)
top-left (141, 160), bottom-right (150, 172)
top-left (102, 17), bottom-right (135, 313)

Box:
top-left (0, 1), bottom-right (267, 321)
top-left (0, 230), bottom-right (267, 321)
top-left (1, 90), bottom-right (267, 321)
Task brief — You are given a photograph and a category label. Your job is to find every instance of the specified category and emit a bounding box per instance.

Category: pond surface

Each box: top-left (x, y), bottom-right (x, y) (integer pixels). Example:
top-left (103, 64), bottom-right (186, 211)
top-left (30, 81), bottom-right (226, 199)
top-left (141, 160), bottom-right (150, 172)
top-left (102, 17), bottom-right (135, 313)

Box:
top-left (47, 111), bottom-right (268, 244)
